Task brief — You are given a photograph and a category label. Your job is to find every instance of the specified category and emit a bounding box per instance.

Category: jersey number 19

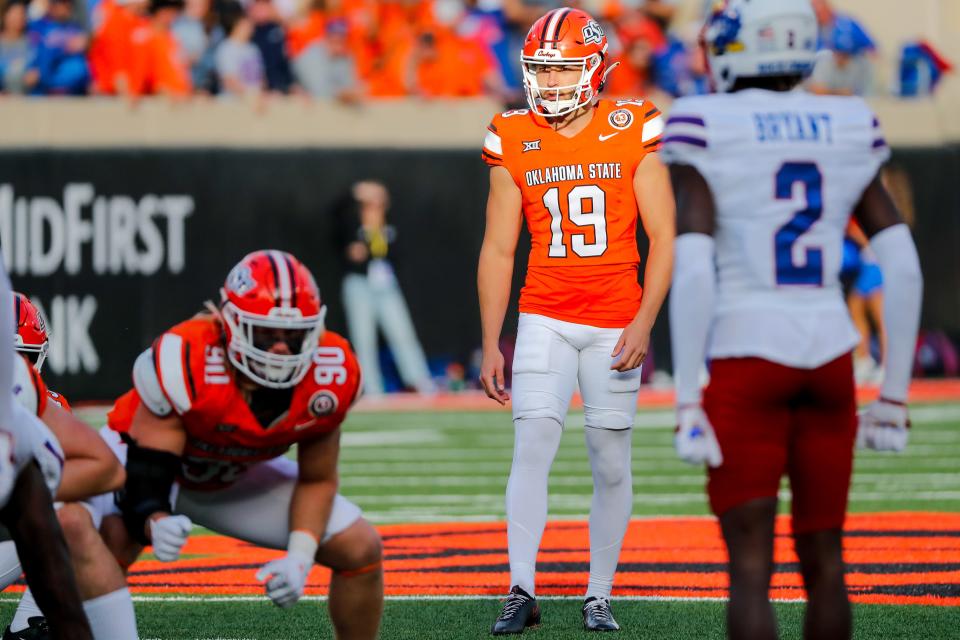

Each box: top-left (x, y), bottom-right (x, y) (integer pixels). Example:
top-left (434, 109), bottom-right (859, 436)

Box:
top-left (543, 185), bottom-right (608, 258)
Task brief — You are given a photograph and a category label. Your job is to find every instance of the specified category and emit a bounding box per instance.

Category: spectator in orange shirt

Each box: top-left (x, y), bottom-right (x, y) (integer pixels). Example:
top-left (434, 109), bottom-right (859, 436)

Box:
top-left (127, 0), bottom-right (192, 99)
top-left (89, 0), bottom-right (148, 94)
top-left (409, 26), bottom-right (501, 98)
top-left (605, 15), bottom-right (665, 98)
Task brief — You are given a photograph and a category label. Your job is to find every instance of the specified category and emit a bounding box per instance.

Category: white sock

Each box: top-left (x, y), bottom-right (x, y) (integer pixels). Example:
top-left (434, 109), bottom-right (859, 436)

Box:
top-left (0, 540), bottom-right (21, 590)
top-left (505, 417), bottom-right (563, 598)
top-left (83, 587), bottom-right (139, 640)
top-left (584, 426), bottom-right (633, 600)
top-left (10, 588), bottom-right (42, 632)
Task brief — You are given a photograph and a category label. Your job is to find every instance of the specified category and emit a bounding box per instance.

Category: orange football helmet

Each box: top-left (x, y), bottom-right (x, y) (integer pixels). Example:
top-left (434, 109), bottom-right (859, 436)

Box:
top-left (219, 250), bottom-right (326, 389)
top-left (13, 293), bottom-right (49, 373)
top-left (521, 8), bottom-right (615, 116)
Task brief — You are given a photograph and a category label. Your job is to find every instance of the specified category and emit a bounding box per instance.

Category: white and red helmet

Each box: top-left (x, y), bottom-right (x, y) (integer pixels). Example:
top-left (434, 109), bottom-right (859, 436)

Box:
top-left (219, 250), bottom-right (326, 389)
top-left (521, 8), bottom-right (615, 117)
top-left (13, 293), bottom-right (49, 373)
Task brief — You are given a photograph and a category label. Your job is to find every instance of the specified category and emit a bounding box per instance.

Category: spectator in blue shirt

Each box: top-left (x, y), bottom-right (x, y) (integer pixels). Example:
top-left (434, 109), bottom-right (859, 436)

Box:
top-left (809, 0), bottom-right (876, 96)
top-left (27, 0), bottom-right (90, 94)
top-left (249, 0), bottom-right (292, 94)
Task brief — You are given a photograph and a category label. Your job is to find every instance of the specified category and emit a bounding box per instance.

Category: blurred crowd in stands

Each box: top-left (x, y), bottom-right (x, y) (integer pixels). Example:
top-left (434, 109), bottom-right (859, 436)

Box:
top-left (0, 0), bottom-right (951, 101)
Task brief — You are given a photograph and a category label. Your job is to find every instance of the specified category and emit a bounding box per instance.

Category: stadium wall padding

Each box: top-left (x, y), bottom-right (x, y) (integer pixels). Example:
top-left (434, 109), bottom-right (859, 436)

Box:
top-left (0, 146), bottom-right (954, 400)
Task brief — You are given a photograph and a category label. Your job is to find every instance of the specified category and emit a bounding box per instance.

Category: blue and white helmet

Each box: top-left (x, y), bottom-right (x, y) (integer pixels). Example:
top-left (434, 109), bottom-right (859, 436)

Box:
top-left (703, 0), bottom-right (818, 93)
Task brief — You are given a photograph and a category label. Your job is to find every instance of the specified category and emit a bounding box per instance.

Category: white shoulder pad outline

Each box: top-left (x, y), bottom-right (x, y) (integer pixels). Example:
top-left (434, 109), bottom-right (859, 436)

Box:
top-left (133, 347), bottom-right (174, 416)
top-left (135, 334), bottom-right (196, 415)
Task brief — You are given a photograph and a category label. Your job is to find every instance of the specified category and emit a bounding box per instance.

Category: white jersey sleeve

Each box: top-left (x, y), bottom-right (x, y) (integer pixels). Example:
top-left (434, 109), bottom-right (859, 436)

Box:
top-left (664, 91), bottom-right (886, 369)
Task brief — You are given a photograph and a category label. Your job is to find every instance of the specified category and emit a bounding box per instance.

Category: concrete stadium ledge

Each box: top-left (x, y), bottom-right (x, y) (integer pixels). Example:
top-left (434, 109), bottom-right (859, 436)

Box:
top-left (0, 95), bottom-right (957, 149)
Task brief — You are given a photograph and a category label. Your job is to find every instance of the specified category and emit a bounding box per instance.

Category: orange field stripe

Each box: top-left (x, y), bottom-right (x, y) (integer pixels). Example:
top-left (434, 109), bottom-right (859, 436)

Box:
top-left (6, 513), bottom-right (956, 606)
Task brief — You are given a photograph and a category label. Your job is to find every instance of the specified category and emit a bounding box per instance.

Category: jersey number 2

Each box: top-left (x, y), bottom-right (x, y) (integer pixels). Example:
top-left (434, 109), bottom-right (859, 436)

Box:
top-left (543, 185), bottom-right (607, 258)
top-left (774, 162), bottom-right (823, 286)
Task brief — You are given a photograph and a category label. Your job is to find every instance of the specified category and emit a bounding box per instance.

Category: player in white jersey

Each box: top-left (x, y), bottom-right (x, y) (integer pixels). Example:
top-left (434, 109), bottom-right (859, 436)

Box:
top-left (0, 261), bottom-right (94, 639)
top-left (664, 1), bottom-right (922, 639)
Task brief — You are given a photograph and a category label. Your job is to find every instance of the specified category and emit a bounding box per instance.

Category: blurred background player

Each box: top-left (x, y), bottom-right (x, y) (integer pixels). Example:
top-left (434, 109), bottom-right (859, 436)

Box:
top-left (478, 7), bottom-right (674, 634)
top-left (0, 265), bottom-right (93, 640)
top-left (76, 250), bottom-right (382, 639)
top-left (335, 180), bottom-right (434, 397)
top-left (3, 293), bottom-right (134, 640)
top-left (666, 1), bottom-right (923, 639)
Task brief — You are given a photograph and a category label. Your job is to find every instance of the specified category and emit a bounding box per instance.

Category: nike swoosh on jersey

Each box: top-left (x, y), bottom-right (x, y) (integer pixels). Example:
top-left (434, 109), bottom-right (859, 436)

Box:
top-left (293, 420), bottom-right (319, 431)
top-left (598, 132), bottom-right (620, 142)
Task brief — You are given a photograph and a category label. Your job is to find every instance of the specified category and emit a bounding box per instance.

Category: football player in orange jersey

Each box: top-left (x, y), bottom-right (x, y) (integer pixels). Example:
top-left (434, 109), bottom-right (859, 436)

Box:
top-left (4, 294), bottom-right (134, 640)
top-left (478, 7), bottom-right (674, 634)
top-left (68, 250), bottom-right (382, 639)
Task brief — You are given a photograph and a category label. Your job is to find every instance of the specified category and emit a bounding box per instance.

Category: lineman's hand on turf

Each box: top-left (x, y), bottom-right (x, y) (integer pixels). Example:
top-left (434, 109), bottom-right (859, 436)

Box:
top-left (611, 320), bottom-right (650, 372)
top-left (675, 405), bottom-right (723, 468)
top-left (480, 347), bottom-right (510, 405)
top-left (149, 515), bottom-right (192, 562)
top-left (256, 551), bottom-right (313, 608)
top-left (857, 399), bottom-right (909, 452)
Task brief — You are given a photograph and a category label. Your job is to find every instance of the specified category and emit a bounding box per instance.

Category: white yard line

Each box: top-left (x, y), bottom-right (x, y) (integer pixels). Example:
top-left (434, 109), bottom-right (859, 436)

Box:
top-left (0, 594), bottom-right (805, 604)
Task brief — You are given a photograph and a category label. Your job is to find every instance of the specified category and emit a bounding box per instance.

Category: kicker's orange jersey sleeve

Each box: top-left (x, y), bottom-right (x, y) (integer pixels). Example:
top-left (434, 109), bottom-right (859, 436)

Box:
top-left (482, 98), bottom-right (664, 327)
top-left (108, 315), bottom-right (361, 490)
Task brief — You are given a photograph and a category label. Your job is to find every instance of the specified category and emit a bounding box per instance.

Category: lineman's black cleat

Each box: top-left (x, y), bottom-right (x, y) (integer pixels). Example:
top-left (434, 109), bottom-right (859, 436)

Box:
top-left (3, 617), bottom-right (49, 640)
top-left (582, 597), bottom-right (620, 631)
top-left (491, 585), bottom-right (541, 635)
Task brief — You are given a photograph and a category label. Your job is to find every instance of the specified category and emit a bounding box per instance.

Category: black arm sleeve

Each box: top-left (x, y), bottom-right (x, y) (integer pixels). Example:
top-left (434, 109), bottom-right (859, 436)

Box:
top-left (116, 435), bottom-right (181, 545)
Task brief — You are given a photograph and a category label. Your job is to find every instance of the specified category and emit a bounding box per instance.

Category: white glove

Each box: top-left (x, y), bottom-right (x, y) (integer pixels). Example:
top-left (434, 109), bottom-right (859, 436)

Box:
top-left (857, 399), bottom-right (909, 452)
top-left (675, 404), bottom-right (723, 468)
top-left (149, 515), bottom-right (193, 562)
top-left (256, 551), bottom-right (313, 608)
top-left (0, 433), bottom-right (16, 510)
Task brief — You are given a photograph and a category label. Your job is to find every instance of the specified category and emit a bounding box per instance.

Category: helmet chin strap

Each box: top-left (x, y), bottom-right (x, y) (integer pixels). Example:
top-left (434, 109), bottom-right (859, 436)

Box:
top-left (599, 61), bottom-right (619, 91)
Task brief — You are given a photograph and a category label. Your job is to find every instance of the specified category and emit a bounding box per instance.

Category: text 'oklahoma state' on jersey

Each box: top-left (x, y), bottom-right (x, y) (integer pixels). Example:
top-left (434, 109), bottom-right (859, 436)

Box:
top-left (483, 98), bottom-right (664, 327)
top-left (108, 315), bottom-right (361, 490)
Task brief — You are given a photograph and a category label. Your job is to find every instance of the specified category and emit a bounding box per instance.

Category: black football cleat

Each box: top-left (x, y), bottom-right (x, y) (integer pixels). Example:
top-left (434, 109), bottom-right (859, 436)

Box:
top-left (3, 617), bottom-right (49, 640)
top-left (582, 597), bottom-right (620, 631)
top-left (491, 585), bottom-right (541, 635)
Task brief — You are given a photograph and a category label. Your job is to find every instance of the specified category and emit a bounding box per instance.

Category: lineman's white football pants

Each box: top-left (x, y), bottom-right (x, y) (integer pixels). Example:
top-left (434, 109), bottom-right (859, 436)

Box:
top-left (86, 427), bottom-right (362, 548)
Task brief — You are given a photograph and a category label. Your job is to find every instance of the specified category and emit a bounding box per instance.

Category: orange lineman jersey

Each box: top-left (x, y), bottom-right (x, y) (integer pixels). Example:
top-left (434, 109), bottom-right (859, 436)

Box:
top-left (108, 315), bottom-right (362, 491)
top-left (47, 390), bottom-right (71, 412)
top-left (14, 354), bottom-right (48, 417)
top-left (482, 98), bottom-right (664, 327)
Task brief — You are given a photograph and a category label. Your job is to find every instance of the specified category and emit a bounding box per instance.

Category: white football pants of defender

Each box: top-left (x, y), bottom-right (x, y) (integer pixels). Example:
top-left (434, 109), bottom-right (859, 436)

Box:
top-left (89, 427), bottom-right (362, 549)
top-left (507, 313), bottom-right (641, 600)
